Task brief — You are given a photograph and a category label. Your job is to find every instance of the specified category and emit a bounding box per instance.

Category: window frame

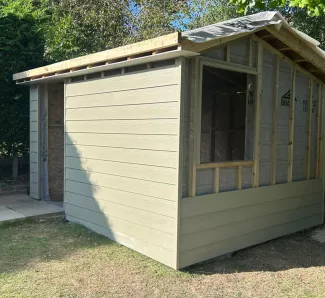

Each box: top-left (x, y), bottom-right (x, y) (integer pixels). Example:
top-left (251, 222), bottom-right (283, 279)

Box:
top-left (193, 57), bottom-right (258, 168)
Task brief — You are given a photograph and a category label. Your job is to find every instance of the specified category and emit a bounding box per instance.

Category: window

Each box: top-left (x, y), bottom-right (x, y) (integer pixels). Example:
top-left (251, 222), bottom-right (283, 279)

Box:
top-left (200, 66), bottom-right (253, 163)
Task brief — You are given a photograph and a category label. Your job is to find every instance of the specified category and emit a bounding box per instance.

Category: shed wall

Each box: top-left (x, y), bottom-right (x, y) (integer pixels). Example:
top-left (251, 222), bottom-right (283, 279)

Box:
top-left (182, 38), bottom-right (320, 195)
top-left (179, 36), bottom-right (324, 268)
top-left (30, 85), bottom-right (40, 199)
top-left (64, 63), bottom-right (182, 268)
top-left (179, 179), bottom-right (323, 268)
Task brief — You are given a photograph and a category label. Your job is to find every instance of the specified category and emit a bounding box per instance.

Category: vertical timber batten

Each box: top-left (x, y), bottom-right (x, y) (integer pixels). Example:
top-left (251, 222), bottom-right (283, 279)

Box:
top-left (248, 36), bottom-right (253, 67)
top-left (176, 57), bottom-right (185, 269)
top-left (188, 58), bottom-right (199, 197)
top-left (320, 84), bottom-right (325, 224)
top-left (252, 40), bottom-right (263, 187)
top-left (316, 83), bottom-right (322, 178)
top-left (288, 66), bottom-right (296, 182)
top-left (306, 79), bottom-right (313, 179)
top-left (271, 56), bottom-right (279, 185)
top-left (214, 168), bottom-right (220, 193)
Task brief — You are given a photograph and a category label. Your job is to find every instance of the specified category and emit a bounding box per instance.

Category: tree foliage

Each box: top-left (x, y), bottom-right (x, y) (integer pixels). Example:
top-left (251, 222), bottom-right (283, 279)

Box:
top-left (0, 0), bottom-right (47, 158)
top-left (230, 0), bottom-right (325, 15)
top-left (184, 0), bottom-right (242, 29)
top-left (45, 0), bottom-right (127, 62)
top-left (0, 9), bottom-right (46, 157)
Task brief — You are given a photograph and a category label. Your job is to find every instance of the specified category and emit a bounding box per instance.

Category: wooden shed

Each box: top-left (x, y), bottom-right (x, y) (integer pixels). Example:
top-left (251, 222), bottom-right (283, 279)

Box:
top-left (14, 12), bottom-right (325, 269)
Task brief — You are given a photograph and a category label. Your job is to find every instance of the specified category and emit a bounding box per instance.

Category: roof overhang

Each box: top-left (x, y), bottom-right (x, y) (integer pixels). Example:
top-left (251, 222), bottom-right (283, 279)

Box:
top-left (16, 49), bottom-right (198, 85)
top-left (14, 32), bottom-right (184, 84)
top-left (180, 11), bottom-right (325, 82)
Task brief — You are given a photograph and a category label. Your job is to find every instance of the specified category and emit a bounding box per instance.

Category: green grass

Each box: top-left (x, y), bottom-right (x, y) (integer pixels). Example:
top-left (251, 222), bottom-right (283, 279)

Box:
top-left (0, 218), bottom-right (325, 297)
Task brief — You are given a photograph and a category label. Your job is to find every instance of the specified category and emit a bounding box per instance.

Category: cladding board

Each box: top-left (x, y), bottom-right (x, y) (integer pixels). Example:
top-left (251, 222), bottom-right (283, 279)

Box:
top-left (64, 64), bottom-right (181, 268)
top-left (30, 86), bottom-right (39, 199)
top-left (179, 180), bottom-right (323, 268)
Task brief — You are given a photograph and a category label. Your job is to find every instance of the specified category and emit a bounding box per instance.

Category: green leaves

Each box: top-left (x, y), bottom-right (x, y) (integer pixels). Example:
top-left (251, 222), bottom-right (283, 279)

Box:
top-left (0, 11), bottom-right (45, 157)
top-left (230, 0), bottom-right (325, 15)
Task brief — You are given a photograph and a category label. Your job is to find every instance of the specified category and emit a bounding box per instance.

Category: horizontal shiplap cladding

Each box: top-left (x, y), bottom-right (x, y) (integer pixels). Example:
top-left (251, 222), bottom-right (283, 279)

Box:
top-left (66, 119), bottom-right (178, 135)
top-left (65, 66), bottom-right (179, 97)
top-left (66, 133), bottom-right (178, 151)
top-left (181, 202), bottom-right (321, 251)
top-left (30, 100), bottom-right (38, 112)
top-left (65, 192), bottom-right (176, 235)
top-left (30, 141), bottom-right (38, 153)
top-left (66, 214), bottom-right (176, 268)
top-left (182, 179), bottom-right (322, 217)
top-left (30, 152), bottom-right (37, 163)
top-left (30, 173), bottom-right (38, 183)
top-left (30, 132), bottom-right (38, 142)
top-left (65, 204), bottom-right (176, 250)
top-left (30, 121), bottom-right (38, 132)
top-left (30, 162), bottom-right (38, 174)
top-left (179, 180), bottom-right (323, 268)
top-left (65, 84), bottom-right (179, 108)
top-left (30, 182), bottom-right (38, 194)
top-left (64, 63), bottom-right (181, 269)
top-left (65, 144), bottom-right (177, 168)
top-left (182, 190), bottom-right (321, 236)
top-left (179, 214), bottom-right (321, 268)
top-left (66, 102), bottom-right (178, 121)
top-left (65, 180), bottom-right (176, 217)
top-left (65, 168), bottom-right (176, 201)
top-left (66, 156), bottom-right (177, 184)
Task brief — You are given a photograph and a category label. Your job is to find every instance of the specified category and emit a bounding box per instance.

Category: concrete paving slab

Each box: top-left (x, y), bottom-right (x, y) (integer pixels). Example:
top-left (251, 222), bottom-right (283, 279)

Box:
top-left (12, 202), bottom-right (64, 217)
top-left (0, 208), bottom-right (25, 221)
top-left (0, 194), bottom-right (33, 205)
top-left (0, 194), bottom-right (64, 223)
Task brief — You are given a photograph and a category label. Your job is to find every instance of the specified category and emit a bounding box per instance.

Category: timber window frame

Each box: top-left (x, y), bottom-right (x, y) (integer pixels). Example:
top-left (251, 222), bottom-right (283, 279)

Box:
top-left (189, 57), bottom-right (257, 195)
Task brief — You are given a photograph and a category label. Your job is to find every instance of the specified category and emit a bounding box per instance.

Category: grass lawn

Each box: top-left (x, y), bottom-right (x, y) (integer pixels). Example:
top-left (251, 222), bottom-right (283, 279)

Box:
top-left (1, 218), bottom-right (325, 298)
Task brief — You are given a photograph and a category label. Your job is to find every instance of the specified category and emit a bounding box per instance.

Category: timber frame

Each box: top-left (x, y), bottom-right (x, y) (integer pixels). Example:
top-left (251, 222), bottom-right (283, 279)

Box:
top-left (186, 32), bottom-right (324, 197)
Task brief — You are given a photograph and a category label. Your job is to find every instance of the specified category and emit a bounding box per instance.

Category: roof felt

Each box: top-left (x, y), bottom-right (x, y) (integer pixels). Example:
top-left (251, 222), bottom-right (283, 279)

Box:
top-left (182, 11), bottom-right (320, 47)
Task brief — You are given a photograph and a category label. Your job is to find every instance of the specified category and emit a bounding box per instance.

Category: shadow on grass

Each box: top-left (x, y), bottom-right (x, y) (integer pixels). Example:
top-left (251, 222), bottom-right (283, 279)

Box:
top-left (0, 217), bottom-right (115, 274)
top-left (183, 226), bottom-right (325, 275)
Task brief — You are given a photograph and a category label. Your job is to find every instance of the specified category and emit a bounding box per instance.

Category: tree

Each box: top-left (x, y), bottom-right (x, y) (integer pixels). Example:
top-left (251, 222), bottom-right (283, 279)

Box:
top-left (0, 13), bottom-right (46, 159)
top-left (184, 0), bottom-right (242, 29)
top-left (45, 0), bottom-right (188, 61)
top-left (45, 0), bottom-right (127, 62)
top-left (230, 0), bottom-right (325, 16)
top-left (123, 0), bottom-right (188, 43)
top-left (0, 0), bottom-right (47, 180)
top-left (282, 8), bottom-right (325, 49)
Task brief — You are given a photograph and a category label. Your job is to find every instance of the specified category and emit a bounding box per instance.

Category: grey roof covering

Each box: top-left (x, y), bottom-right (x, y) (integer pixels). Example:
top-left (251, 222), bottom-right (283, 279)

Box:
top-left (182, 11), bottom-right (320, 49)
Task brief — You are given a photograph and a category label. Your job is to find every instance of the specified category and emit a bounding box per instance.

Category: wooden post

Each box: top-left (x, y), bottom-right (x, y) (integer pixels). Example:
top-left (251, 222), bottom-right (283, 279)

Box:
top-left (271, 56), bottom-right (279, 185)
top-left (288, 66), bottom-right (296, 182)
top-left (252, 40), bottom-right (263, 187)
top-left (237, 166), bottom-right (242, 190)
top-left (226, 44), bottom-right (231, 62)
top-left (214, 168), bottom-right (220, 193)
top-left (320, 84), bottom-right (325, 182)
top-left (188, 58), bottom-right (199, 197)
top-left (306, 79), bottom-right (313, 179)
top-left (315, 83), bottom-right (322, 178)
top-left (210, 95), bottom-right (217, 161)
top-left (248, 36), bottom-right (253, 67)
